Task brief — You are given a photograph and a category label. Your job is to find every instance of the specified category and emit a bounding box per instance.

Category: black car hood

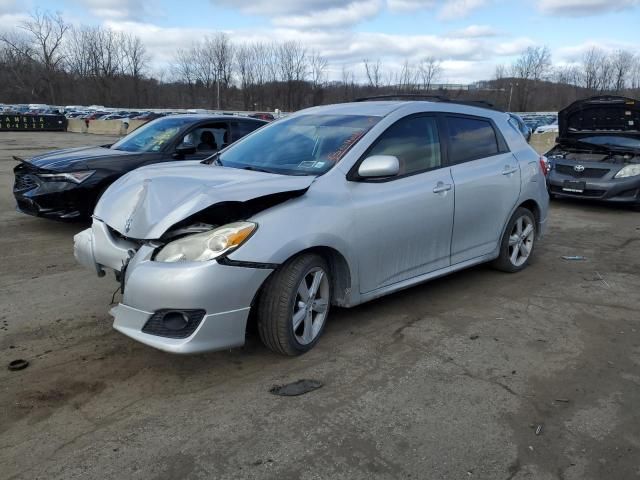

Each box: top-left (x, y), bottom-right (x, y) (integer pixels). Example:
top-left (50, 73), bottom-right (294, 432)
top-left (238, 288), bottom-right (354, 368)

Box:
top-left (25, 146), bottom-right (141, 172)
top-left (558, 95), bottom-right (640, 142)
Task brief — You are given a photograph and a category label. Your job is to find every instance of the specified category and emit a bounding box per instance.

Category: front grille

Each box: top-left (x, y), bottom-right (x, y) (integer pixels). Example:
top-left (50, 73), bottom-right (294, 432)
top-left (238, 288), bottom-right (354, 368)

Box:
top-left (142, 309), bottom-right (205, 339)
top-left (550, 185), bottom-right (606, 197)
top-left (555, 164), bottom-right (609, 178)
top-left (14, 173), bottom-right (38, 191)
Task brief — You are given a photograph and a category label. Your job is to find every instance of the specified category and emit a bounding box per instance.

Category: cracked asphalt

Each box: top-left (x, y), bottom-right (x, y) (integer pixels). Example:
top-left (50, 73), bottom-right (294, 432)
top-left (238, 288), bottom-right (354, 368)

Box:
top-left (1, 132), bottom-right (639, 479)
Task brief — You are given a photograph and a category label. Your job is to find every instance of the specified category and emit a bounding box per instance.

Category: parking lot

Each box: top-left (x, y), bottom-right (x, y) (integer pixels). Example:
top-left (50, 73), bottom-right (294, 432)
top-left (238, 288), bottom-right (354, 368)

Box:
top-left (1, 131), bottom-right (639, 479)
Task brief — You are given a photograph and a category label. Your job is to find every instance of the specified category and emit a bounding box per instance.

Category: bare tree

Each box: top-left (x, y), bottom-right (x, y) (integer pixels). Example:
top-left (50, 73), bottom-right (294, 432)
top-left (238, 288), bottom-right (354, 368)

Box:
top-left (610, 49), bottom-right (634, 93)
top-left (363, 58), bottom-right (382, 89)
top-left (511, 46), bottom-right (552, 110)
top-left (418, 56), bottom-right (442, 90)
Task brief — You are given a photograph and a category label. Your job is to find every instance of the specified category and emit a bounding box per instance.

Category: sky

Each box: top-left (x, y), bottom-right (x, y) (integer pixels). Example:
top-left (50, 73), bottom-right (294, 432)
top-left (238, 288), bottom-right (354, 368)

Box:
top-left (0, 0), bottom-right (638, 83)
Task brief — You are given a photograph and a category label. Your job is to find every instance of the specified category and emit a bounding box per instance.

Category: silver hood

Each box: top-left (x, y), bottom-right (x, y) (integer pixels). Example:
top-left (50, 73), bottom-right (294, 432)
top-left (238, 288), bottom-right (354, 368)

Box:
top-left (94, 161), bottom-right (315, 239)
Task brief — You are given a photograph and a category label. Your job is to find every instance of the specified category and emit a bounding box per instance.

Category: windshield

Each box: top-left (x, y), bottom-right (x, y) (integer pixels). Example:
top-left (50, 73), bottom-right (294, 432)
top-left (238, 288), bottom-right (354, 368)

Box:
top-left (578, 135), bottom-right (640, 150)
top-left (111, 117), bottom-right (193, 152)
top-left (218, 114), bottom-right (380, 175)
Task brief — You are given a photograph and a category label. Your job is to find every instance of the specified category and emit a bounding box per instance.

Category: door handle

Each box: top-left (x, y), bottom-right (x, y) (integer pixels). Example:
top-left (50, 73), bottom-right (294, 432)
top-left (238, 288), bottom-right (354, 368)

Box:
top-left (502, 165), bottom-right (518, 175)
top-left (433, 182), bottom-right (452, 194)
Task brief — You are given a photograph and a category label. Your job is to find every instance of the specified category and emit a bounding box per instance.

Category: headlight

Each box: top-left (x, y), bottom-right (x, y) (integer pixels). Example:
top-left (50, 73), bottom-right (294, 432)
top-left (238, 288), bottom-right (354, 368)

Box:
top-left (155, 222), bottom-right (256, 263)
top-left (614, 164), bottom-right (640, 179)
top-left (38, 170), bottom-right (95, 183)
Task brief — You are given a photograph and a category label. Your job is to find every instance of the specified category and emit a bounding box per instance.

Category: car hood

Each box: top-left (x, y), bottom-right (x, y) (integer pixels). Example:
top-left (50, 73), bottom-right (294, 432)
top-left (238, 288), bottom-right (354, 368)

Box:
top-left (558, 95), bottom-right (640, 142)
top-left (94, 161), bottom-right (316, 239)
top-left (25, 146), bottom-right (138, 171)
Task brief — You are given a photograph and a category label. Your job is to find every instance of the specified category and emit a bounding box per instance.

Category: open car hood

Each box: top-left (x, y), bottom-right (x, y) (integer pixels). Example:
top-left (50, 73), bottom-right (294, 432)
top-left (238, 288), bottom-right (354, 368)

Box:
top-left (94, 161), bottom-right (315, 239)
top-left (558, 95), bottom-right (640, 142)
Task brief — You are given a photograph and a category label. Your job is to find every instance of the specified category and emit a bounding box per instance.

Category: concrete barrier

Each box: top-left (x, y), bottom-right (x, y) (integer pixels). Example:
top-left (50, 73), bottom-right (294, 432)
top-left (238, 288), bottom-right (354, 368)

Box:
top-left (67, 118), bottom-right (147, 136)
top-left (530, 132), bottom-right (557, 155)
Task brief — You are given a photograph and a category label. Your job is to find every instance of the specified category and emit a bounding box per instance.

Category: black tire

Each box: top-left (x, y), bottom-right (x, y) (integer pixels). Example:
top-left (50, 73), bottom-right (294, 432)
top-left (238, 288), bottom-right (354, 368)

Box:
top-left (257, 253), bottom-right (331, 356)
top-left (492, 207), bottom-right (537, 273)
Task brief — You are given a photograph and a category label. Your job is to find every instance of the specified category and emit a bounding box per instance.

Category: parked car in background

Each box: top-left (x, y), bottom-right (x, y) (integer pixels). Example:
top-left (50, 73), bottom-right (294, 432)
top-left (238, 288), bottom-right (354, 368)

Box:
top-left (546, 95), bottom-right (640, 206)
top-left (13, 115), bottom-right (266, 220)
top-left (508, 113), bottom-right (532, 142)
top-left (133, 112), bottom-right (166, 121)
top-left (74, 98), bottom-right (548, 356)
top-left (248, 112), bottom-right (275, 121)
top-left (534, 119), bottom-right (559, 134)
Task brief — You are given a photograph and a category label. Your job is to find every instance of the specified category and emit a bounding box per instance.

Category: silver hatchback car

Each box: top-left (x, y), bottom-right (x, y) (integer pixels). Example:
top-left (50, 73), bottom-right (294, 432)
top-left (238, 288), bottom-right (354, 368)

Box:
top-left (74, 99), bottom-right (549, 356)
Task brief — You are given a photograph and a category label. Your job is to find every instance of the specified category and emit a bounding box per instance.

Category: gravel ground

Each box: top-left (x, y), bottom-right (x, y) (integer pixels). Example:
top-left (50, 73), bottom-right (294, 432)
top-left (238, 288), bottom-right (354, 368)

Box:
top-left (0, 131), bottom-right (639, 480)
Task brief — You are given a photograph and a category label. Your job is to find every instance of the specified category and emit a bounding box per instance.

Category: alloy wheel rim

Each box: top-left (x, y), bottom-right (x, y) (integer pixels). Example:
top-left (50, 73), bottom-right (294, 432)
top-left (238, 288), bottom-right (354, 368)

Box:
top-left (292, 267), bottom-right (330, 345)
top-left (508, 216), bottom-right (535, 267)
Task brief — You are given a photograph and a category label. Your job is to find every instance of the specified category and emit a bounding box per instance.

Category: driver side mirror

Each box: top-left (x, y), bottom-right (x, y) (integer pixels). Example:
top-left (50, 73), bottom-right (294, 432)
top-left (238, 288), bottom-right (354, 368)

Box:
top-left (358, 155), bottom-right (400, 178)
top-left (174, 143), bottom-right (196, 158)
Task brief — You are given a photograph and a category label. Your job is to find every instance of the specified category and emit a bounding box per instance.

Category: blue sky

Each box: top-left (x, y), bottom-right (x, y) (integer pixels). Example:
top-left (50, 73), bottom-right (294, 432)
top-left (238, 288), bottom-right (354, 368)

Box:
top-left (1, 0), bottom-right (638, 82)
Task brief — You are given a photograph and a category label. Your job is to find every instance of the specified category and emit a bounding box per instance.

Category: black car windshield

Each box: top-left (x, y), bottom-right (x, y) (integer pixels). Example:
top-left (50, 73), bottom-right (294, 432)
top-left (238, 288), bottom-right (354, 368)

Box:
top-left (218, 114), bottom-right (380, 175)
top-left (578, 135), bottom-right (640, 150)
top-left (111, 117), bottom-right (193, 152)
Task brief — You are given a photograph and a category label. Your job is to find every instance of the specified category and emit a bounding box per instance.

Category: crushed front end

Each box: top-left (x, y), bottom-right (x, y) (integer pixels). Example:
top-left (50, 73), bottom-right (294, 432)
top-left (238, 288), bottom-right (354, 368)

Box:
top-left (74, 218), bottom-right (273, 353)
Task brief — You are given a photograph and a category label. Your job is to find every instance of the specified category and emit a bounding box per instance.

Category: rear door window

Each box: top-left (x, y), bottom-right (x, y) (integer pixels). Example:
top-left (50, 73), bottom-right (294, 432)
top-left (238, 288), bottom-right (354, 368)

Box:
top-left (446, 116), bottom-right (500, 164)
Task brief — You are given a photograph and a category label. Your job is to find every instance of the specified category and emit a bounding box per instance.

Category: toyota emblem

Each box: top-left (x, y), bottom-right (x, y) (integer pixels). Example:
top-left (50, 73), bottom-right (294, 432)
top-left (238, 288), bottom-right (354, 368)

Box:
top-left (574, 164), bottom-right (585, 172)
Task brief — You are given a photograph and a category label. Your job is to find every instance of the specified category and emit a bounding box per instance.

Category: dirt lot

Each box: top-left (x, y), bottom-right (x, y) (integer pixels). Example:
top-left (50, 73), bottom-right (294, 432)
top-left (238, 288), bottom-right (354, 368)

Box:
top-left (1, 132), bottom-right (639, 480)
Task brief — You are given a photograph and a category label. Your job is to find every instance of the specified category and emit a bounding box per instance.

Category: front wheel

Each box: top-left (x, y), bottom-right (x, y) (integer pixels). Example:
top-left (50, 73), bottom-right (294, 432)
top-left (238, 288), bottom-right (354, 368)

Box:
top-left (492, 207), bottom-right (537, 273)
top-left (257, 254), bottom-right (331, 356)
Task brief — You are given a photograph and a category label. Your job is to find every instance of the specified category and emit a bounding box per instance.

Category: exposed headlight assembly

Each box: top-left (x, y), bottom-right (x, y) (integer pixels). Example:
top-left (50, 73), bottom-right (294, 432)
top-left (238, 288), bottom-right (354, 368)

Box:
top-left (614, 164), bottom-right (640, 179)
top-left (155, 222), bottom-right (256, 263)
top-left (38, 170), bottom-right (95, 183)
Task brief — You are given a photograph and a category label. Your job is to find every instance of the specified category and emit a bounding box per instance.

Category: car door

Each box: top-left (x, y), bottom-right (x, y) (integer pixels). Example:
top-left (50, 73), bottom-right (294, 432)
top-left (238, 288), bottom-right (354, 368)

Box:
top-left (445, 115), bottom-right (521, 264)
top-left (348, 115), bottom-right (455, 294)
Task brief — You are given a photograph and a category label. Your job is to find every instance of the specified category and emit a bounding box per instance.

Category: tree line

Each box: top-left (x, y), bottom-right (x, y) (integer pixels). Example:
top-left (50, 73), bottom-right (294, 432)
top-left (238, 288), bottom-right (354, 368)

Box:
top-left (1, 10), bottom-right (639, 112)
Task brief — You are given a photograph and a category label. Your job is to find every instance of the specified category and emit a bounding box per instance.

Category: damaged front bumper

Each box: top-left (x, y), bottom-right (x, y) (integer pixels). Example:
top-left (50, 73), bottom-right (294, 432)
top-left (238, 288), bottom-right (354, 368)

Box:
top-left (74, 219), bottom-right (274, 354)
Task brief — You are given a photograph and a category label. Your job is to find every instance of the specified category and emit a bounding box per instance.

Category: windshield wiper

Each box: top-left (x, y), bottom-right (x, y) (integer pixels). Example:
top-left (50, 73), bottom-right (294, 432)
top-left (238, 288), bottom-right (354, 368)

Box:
top-left (202, 151), bottom-right (223, 166)
top-left (240, 165), bottom-right (276, 174)
top-left (564, 138), bottom-right (639, 154)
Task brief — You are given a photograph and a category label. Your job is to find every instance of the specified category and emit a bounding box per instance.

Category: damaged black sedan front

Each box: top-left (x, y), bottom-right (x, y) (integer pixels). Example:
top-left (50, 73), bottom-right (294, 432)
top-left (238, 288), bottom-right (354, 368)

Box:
top-left (547, 95), bottom-right (640, 206)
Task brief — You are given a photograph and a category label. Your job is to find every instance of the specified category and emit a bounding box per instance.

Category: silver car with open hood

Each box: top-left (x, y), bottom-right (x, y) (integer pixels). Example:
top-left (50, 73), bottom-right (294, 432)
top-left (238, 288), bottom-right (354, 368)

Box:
top-left (546, 95), bottom-right (640, 205)
top-left (74, 98), bottom-right (549, 356)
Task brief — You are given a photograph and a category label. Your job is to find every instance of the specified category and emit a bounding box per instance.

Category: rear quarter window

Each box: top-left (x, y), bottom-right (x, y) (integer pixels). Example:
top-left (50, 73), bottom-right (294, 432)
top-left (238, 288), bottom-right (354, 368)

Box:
top-left (447, 116), bottom-right (501, 164)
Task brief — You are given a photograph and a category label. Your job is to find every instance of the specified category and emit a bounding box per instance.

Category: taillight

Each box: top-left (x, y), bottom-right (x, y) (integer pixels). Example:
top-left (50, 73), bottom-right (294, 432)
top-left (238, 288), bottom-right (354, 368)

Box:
top-left (539, 156), bottom-right (549, 176)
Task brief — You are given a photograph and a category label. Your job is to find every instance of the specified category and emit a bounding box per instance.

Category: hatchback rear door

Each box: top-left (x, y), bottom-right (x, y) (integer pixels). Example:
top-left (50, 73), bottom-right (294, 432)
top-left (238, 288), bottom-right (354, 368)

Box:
top-left (445, 115), bottom-right (521, 264)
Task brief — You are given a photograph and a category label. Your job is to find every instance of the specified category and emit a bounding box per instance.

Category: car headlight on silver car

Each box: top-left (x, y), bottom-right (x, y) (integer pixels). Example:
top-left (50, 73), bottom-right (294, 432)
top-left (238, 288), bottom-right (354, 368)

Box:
top-left (38, 170), bottom-right (95, 183)
top-left (614, 164), bottom-right (640, 179)
top-left (155, 222), bottom-right (257, 263)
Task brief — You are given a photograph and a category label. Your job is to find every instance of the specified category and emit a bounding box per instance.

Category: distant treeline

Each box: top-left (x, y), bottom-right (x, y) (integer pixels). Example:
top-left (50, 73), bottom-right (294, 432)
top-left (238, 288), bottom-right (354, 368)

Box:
top-left (1, 10), bottom-right (639, 112)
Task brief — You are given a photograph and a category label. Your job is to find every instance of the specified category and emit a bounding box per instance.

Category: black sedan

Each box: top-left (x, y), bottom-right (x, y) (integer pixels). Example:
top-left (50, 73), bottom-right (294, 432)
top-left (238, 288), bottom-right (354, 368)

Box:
top-left (13, 115), bottom-right (266, 220)
top-left (546, 95), bottom-right (640, 206)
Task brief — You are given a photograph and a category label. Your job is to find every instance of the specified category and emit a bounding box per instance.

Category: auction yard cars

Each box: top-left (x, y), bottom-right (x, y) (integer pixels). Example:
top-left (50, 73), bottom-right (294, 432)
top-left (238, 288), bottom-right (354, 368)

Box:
top-left (546, 95), bottom-right (640, 206)
top-left (74, 98), bottom-right (549, 356)
top-left (12, 114), bottom-right (266, 219)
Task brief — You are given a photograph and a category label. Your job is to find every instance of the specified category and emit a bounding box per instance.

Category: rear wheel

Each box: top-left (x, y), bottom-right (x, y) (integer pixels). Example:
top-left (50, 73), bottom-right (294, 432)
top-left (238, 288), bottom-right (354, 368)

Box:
top-left (492, 207), bottom-right (536, 273)
top-left (257, 254), bottom-right (331, 356)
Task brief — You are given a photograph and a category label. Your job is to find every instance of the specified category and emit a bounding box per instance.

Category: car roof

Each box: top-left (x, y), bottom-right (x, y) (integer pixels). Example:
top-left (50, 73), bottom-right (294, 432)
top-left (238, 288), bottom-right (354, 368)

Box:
top-left (158, 114), bottom-right (267, 122)
top-left (296, 101), bottom-right (508, 121)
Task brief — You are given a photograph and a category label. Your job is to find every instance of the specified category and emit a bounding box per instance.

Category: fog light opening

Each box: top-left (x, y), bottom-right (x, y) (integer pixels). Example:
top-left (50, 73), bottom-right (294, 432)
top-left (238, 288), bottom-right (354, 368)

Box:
top-left (162, 311), bottom-right (190, 331)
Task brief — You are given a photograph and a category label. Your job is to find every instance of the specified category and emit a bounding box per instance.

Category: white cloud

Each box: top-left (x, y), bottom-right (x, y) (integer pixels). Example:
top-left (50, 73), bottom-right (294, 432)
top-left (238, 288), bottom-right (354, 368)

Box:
top-left (555, 39), bottom-right (640, 62)
top-left (79, 0), bottom-right (162, 20)
top-left (387, 0), bottom-right (436, 12)
top-left (272, 0), bottom-right (383, 28)
top-left (537, 0), bottom-right (640, 16)
top-left (213, 0), bottom-right (347, 16)
top-left (494, 37), bottom-right (536, 55)
top-left (438, 0), bottom-right (488, 20)
top-left (451, 24), bottom-right (498, 37)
